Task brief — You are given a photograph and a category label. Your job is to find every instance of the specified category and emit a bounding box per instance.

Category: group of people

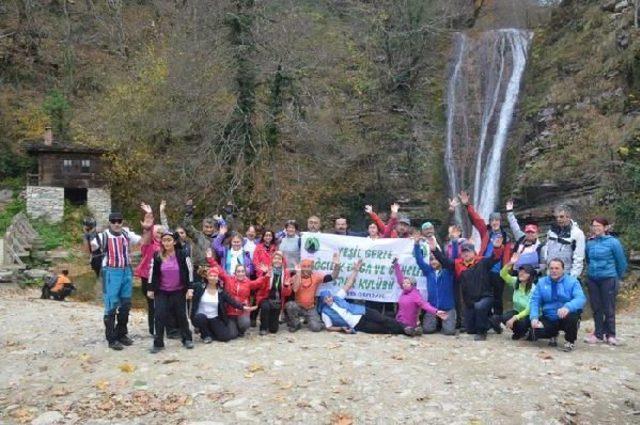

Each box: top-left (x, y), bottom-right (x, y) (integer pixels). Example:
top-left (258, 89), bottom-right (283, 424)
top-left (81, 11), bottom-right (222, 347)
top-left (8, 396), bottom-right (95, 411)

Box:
top-left (82, 193), bottom-right (627, 353)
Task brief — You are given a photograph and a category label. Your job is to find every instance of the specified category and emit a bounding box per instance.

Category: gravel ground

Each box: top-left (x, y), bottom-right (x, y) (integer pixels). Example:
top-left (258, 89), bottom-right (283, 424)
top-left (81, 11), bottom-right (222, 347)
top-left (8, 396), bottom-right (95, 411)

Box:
top-left (0, 287), bottom-right (639, 425)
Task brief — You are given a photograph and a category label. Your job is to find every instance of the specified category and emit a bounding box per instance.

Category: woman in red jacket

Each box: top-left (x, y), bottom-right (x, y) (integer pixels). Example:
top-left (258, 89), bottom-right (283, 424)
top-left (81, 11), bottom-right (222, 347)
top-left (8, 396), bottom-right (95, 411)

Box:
top-left (207, 249), bottom-right (268, 338)
top-left (254, 251), bottom-right (292, 335)
top-left (252, 229), bottom-right (279, 277)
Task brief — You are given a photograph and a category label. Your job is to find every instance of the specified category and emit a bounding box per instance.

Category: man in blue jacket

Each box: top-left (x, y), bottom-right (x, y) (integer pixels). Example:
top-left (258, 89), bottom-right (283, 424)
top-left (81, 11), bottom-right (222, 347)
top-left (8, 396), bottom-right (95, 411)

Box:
top-left (529, 258), bottom-right (587, 352)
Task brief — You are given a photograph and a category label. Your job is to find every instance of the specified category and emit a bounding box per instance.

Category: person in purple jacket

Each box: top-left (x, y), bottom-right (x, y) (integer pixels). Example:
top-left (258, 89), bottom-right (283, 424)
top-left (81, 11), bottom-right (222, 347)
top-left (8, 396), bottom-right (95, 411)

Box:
top-left (391, 257), bottom-right (448, 336)
top-left (212, 225), bottom-right (255, 277)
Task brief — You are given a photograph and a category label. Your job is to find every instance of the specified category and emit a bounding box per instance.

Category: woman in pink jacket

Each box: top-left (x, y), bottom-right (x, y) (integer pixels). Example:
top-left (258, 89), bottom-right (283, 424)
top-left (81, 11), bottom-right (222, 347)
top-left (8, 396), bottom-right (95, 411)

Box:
top-left (392, 258), bottom-right (448, 335)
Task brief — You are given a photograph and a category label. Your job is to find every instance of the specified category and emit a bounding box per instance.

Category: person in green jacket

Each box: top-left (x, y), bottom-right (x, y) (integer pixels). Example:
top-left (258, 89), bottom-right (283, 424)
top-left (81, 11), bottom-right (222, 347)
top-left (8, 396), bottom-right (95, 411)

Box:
top-left (490, 253), bottom-right (536, 340)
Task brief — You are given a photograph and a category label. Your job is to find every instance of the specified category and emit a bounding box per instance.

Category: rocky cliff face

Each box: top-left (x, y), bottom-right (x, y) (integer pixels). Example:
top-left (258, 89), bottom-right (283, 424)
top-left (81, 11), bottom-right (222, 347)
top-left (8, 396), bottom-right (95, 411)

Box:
top-left (505, 1), bottom-right (640, 249)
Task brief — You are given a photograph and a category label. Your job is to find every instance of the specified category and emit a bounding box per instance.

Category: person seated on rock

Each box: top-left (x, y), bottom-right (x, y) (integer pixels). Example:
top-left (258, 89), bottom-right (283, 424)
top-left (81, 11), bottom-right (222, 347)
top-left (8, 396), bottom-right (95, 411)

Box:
top-left (320, 259), bottom-right (416, 336)
top-left (432, 238), bottom-right (504, 341)
top-left (49, 270), bottom-right (75, 301)
top-left (285, 254), bottom-right (341, 332)
top-left (529, 258), bottom-right (586, 352)
top-left (191, 267), bottom-right (256, 343)
top-left (489, 253), bottom-right (536, 340)
top-left (414, 236), bottom-right (458, 336)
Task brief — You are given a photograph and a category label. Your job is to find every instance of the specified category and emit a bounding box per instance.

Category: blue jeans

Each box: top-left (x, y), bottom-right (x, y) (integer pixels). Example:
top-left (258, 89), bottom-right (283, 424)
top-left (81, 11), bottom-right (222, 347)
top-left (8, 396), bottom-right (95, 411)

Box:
top-left (102, 267), bottom-right (133, 315)
top-left (464, 296), bottom-right (493, 335)
top-left (587, 277), bottom-right (618, 338)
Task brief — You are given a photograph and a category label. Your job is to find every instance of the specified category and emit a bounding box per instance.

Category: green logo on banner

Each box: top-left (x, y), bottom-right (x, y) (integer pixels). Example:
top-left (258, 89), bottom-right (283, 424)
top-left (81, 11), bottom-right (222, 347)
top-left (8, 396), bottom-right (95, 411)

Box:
top-left (305, 237), bottom-right (320, 254)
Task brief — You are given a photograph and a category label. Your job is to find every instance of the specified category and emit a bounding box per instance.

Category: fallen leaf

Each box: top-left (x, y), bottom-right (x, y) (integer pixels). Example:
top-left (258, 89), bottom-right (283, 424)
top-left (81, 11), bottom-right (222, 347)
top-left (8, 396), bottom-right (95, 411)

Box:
top-left (537, 351), bottom-right (553, 360)
top-left (95, 380), bottom-right (110, 391)
top-left (119, 362), bottom-right (136, 373)
top-left (246, 363), bottom-right (265, 373)
top-left (52, 387), bottom-right (71, 396)
top-left (207, 390), bottom-right (235, 403)
top-left (416, 395), bottom-right (431, 402)
top-left (391, 354), bottom-right (405, 361)
top-left (244, 373), bottom-right (255, 378)
top-left (162, 359), bottom-right (180, 364)
top-left (327, 343), bottom-right (341, 350)
top-left (278, 381), bottom-right (293, 390)
top-left (339, 377), bottom-right (352, 385)
top-left (9, 407), bottom-right (34, 424)
top-left (98, 399), bottom-right (115, 410)
top-left (331, 412), bottom-right (354, 425)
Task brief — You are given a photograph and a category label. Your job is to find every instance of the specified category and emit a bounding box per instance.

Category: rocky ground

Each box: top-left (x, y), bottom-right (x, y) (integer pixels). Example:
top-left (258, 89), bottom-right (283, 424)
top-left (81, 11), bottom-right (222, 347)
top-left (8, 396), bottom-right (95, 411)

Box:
top-left (0, 286), bottom-right (639, 425)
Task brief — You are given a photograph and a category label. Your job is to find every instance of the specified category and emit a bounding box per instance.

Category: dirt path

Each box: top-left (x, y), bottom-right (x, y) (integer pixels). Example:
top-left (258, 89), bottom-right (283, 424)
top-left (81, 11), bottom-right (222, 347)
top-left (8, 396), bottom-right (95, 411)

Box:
top-left (0, 287), bottom-right (638, 424)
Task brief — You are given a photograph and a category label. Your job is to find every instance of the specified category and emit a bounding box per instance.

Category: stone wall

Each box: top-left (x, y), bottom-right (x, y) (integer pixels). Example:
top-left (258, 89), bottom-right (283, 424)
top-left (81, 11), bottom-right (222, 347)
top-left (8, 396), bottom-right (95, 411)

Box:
top-left (26, 186), bottom-right (64, 223)
top-left (87, 188), bottom-right (111, 226)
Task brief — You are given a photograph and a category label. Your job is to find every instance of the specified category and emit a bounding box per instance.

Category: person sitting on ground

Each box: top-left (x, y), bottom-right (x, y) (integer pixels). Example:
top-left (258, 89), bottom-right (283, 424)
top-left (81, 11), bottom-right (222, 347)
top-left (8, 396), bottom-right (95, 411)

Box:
top-left (584, 216), bottom-right (627, 346)
top-left (207, 249), bottom-right (268, 338)
top-left (392, 254), bottom-right (447, 336)
top-left (489, 253), bottom-right (536, 340)
top-left (255, 251), bottom-right (293, 335)
top-left (529, 258), bottom-right (587, 352)
top-left (285, 254), bottom-right (341, 332)
top-left (414, 237), bottom-right (458, 335)
top-left (433, 238), bottom-right (504, 341)
top-left (320, 259), bottom-right (417, 336)
top-left (49, 270), bottom-right (75, 301)
top-left (213, 225), bottom-right (255, 277)
top-left (191, 267), bottom-right (257, 343)
top-left (147, 231), bottom-right (195, 353)
top-left (505, 200), bottom-right (545, 272)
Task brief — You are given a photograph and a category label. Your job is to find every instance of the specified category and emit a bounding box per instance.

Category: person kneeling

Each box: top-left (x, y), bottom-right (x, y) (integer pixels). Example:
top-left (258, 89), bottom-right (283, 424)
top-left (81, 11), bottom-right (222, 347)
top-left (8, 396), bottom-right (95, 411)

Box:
top-left (320, 260), bottom-right (415, 336)
top-left (489, 254), bottom-right (536, 340)
top-left (529, 258), bottom-right (586, 352)
top-left (255, 251), bottom-right (292, 336)
top-left (191, 267), bottom-right (256, 343)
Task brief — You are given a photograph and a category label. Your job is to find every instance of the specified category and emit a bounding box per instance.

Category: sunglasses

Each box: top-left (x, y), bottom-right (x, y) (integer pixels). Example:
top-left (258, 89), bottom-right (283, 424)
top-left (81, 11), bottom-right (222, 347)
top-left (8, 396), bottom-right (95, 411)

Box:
top-left (109, 219), bottom-right (123, 224)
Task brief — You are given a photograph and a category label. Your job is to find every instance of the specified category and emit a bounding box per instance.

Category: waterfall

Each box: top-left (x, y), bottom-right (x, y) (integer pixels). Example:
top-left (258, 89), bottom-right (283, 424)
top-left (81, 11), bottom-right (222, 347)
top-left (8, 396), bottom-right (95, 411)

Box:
top-left (444, 29), bottom-right (532, 226)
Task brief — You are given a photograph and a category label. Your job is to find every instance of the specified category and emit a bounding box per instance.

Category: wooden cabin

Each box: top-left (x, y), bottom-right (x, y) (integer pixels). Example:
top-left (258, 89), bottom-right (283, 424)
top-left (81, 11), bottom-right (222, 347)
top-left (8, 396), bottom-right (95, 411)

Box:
top-left (25, 128), bottom-right (111, 223)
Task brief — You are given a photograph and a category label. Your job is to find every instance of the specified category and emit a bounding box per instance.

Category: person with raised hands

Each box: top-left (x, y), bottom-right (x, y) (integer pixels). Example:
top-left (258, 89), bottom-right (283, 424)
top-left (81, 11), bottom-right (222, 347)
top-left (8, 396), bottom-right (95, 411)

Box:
top-left (213, 224), bottom-right (255, 277)
top-left (320, 259), bottom-right (417, 336)
top-left (85, 204), bottom-right (152, 350)
top-left (364, 203), bottom-right (399, 238)
top-left (489, 253), bottom-right (537, 340)
top-left (414, 235), bottom-right (458, 335)
top-left (505, 200), bottom-right (545, 272)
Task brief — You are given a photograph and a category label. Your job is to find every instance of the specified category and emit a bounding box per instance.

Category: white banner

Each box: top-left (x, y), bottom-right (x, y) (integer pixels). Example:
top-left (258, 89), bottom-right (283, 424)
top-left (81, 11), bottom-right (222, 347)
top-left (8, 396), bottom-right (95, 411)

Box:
top-left (300, 233), bottom-right (427, 302)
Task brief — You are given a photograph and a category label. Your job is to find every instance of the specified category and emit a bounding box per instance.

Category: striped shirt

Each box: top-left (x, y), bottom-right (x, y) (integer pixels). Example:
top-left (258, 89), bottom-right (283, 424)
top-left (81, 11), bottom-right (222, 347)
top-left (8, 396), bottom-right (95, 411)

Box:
top-left (90, 229), bottom-right (142, 268)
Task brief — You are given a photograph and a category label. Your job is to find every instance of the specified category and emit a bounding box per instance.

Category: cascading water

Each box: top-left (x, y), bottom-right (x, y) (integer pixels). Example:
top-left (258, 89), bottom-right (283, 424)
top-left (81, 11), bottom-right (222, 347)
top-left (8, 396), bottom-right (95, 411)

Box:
top-left (445, 29), bottom-right (532, 230)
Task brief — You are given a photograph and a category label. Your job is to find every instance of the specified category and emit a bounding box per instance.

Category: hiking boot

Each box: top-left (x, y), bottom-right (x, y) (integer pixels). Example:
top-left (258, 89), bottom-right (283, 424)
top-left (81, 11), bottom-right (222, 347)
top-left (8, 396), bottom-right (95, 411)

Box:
top-left (259, 330), bottom-right (268, 336)
top-left (183, 340), bottom-right (194, 349)
top-left (413, 326), bottom-right (423, 337)
top-left (250, 319), bottom-right (257, 328)
top-left (548, 337), bottom-right (558, 347)
top-left (403, 326), bottom-right (416, 336)
top-left (203, 337), bottom-right (213, 344)
top-left (474, 333), bottom-right (487, 341)
top-left (489, 316), bottom-right (502, 334)
top-left (150, 345), bottom-right (165, 354)
top-left (562, 342), bottom-right (575, 352)
top-left (118, 335), bottom-right (133, 346)
top-left (583, 333), bottom-right (603, 344)
top-left (607, 336), bottom-right (619, 346)
top-left (108, 341), bottom-right (124, 351)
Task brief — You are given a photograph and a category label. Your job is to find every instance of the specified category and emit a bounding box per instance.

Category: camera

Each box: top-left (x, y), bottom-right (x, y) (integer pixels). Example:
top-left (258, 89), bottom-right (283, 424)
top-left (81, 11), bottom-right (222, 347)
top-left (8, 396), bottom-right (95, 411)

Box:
top-left (83, 217), bottom-right (97, 229)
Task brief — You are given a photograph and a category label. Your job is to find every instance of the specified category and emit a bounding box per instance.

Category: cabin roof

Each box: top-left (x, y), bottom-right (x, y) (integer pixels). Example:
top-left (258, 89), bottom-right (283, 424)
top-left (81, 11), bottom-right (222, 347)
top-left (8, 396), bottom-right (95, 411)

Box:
top-left (26, 140), bottom-right (109, 155)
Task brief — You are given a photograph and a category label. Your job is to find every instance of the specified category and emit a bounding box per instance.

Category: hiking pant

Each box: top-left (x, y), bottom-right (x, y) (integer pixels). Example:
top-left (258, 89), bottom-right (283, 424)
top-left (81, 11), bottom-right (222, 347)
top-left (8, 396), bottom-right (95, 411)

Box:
top-left (364, 301), bottom-right (396, 318)
top-left (495, 310), bottom-right (530, 340)
top-left (531, 312), bottom-right (581, 343)
top-left (192, 314), bottom-right (233, 342)
top-left (227, 314), bottom-right (251, 339)
top-left (153, 290), bottom-right (192, 348)
top-left (490, 272), bottom-right (505, 316)
top-left (423, 308), bottom-right (457, 335)
top-left (259, 299), bottom-right (282, 333)
top-left (464, 296), bottom-right (493, 335)
top-left (453, 279), bottom-right (463, 328)
top-left (354, 308), bottom-right (406, 334)
top-left (587, 277), bottom-right (617, 338)
top-left (285, 301), bottom-right (324, 332)
top-left (102, 267), bottom-right (133, 343)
